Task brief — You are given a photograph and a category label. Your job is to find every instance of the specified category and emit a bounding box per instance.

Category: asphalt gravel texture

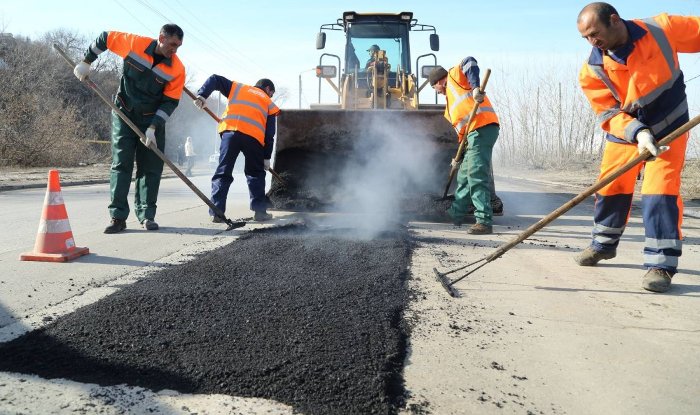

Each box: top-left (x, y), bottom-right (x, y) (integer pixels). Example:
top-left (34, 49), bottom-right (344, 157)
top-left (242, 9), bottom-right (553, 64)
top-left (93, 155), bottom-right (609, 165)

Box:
top-left (0, 224), bottom-right (413, 414)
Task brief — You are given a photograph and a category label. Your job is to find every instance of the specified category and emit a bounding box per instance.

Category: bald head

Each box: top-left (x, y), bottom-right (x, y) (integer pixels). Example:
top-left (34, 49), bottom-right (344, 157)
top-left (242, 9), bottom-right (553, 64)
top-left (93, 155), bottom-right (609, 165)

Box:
top-left (578, 2), bottom-right (620, 26)
top-left (577, 2), bottom-right (627, 51)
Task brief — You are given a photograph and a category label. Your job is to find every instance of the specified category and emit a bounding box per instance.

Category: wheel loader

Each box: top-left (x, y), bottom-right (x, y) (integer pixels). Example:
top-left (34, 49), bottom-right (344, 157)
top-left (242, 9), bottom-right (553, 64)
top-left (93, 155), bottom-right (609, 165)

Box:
top-left (268, 11), bottom-right (455, 216)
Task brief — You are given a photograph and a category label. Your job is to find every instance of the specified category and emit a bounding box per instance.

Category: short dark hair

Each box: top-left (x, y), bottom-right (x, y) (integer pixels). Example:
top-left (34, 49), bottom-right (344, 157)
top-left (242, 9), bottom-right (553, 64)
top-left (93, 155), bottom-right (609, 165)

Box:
top-left (255, 78), bottom-right (275, 92)
top-left (579, 2), bottom-right (619, 27)
top-left (160, 23), bottom-right (184, 39)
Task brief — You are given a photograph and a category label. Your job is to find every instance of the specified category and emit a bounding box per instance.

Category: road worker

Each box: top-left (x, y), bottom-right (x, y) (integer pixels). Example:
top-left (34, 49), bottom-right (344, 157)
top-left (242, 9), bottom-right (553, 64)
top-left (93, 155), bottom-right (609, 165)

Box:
top-left (429, 60), bottom-right (502, 234)
top-left (73, 24), bottom-right (185, 233)
top-left (193, 77), bottom-right (280, 222)
top-left (574, 2), bottom-right (699, 292)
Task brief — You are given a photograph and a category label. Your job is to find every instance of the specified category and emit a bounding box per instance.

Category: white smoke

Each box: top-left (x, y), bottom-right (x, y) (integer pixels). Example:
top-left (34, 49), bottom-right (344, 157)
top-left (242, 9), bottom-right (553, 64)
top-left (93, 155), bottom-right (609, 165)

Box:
top-left (327, 112), bottom-right (441, 239)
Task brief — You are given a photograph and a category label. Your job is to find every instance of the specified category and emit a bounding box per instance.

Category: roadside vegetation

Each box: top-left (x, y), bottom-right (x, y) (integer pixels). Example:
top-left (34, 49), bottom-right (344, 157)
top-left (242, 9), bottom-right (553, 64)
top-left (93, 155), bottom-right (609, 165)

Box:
top-left (1, 29), bottom-right (698, 199)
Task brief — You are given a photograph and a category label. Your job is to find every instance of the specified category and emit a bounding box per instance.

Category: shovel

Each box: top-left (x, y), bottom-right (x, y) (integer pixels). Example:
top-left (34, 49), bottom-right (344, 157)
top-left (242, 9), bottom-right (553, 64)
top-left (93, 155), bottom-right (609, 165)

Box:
top-left (440, 68), bottom-right (491, 200)
top-left (434, 114), bottom-right (700, 297)
top-left (53, 44), bottom-right (245, 231)
top-left (183, 86), bottom-right (287, 186)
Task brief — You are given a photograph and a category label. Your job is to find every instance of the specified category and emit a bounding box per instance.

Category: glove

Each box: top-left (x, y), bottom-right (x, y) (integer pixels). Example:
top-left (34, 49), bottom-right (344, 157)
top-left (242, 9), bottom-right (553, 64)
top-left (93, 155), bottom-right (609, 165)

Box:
top-left (472, 87), bottom-right (484, 104)
top-left (144, 126), bottom-right (157, 148)
top-left (73, 61), bottom-right (90, 81)
top-left (636, 129), bottom-right (669, 159)
top-left (450, 158), bottom-right (461, 168)
top-left (264, 159), bottom-right (271, 170)
top-left (193, 95), bottom-right (207, 109)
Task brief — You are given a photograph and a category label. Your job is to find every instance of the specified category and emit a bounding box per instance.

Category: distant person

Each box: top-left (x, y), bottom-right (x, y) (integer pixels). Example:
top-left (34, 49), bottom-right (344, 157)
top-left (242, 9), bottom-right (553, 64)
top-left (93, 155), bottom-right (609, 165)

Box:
top-left (574, 2), bottom-right (698, 293)
top-left (184, 136), bottom-right (195, 176)
top-left (193, 76), bottom-right (280, 222)
top-left (429, 60), bottom-right (502, 234)
top-left (177, 142), bottom-right (185, 166)
top-left (73, 24), bottom-right (185, 233)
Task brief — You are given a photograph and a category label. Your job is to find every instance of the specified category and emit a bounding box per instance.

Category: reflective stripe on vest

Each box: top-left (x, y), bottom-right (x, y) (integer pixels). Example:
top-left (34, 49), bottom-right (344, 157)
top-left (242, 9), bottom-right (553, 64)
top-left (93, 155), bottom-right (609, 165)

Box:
top-left (586, 17), bottom-right (685, 140)
top-left (218, 82), bottom-right (279, 143)
top-left (444, 66), bottom-right (498, 140)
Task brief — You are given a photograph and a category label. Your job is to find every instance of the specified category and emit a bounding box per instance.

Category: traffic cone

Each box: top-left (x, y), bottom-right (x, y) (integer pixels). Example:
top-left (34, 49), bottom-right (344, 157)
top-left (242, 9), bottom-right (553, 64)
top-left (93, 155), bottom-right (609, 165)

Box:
top-left (20, 170), bottom-right (89, 262)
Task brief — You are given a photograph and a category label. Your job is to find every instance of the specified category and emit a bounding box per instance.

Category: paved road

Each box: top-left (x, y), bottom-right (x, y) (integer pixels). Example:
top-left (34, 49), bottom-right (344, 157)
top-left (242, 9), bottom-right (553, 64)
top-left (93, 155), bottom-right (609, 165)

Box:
top-left (0, 171), bottom-right (699, 414)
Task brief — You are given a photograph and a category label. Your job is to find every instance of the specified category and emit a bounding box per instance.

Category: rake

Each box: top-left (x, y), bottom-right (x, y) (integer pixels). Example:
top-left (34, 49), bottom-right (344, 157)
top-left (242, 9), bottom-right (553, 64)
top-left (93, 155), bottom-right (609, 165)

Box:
top-left (434, 114), bottom-right (700, 297)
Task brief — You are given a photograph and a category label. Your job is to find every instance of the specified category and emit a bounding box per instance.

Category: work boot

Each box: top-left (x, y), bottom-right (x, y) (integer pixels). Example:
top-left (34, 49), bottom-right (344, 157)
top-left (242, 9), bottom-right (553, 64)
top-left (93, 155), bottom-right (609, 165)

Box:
top-left (642, 268), bottom-right (673, 293)
top-left (211, 215), bottom-right (224, 223)
top-left (573, 247), bottom-right (616, 266)
top-left (467, 223), bottom-right (492, 235)
top-left (104, 218), bottom-right (126, 234)
top-left (492, 198), bottom-right (504, 216)
top-left (141, 219), bottom-right (159, 231)
top-left (254, 211), bottom-right (273, 222)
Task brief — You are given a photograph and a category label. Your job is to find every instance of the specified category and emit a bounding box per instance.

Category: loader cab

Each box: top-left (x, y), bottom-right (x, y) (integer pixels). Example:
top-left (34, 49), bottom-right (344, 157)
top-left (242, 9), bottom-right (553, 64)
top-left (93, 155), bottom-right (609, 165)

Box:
top-left (315, 11), bottom-right (439, 109)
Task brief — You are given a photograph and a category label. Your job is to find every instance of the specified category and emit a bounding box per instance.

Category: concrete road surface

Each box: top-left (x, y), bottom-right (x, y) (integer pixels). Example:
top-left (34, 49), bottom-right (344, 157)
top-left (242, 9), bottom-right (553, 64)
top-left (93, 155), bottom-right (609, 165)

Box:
top-left (0, 168), bottom-right (699, 414)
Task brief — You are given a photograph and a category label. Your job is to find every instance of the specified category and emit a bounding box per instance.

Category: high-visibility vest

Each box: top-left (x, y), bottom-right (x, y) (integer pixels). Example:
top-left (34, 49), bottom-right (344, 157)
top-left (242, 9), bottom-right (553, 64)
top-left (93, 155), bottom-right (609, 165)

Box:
top-left (218, 82), bottom-right (281, 145)
top-left (444, 65), bottom-right (499, 142)
top-left (579, 14), bottom-right (700, 143)
top-left (102, 32), bottom-right (185, 122)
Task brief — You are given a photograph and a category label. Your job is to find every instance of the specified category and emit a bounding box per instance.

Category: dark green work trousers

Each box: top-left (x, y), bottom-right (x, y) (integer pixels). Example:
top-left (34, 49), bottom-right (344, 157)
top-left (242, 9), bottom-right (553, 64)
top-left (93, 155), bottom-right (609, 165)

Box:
top-left (109, 111), bottom-right (164, 222)
top-left (448, 123), bottom-right (500, 226)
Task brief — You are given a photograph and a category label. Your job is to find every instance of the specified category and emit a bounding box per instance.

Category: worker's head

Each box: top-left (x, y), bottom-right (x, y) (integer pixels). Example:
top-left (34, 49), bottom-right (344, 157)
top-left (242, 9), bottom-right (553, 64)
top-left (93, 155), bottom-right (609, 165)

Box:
top-left (367, 44), bottom-right (380, 56)
top-left (577, 2), bottom-right (627, 51)
top-left (255, 78), bottom-right (276, 97)
top-left (186, 136), bottom-right (192, 143)
top-left (429, 66), bottom-right (448, 95)
top-left (157, 23), bottom-right (184, 58)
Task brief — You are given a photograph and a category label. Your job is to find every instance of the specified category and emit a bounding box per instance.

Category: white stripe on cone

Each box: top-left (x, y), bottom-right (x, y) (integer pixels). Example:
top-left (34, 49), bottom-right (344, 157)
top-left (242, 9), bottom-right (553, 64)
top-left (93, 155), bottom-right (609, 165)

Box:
top-left (37, 219), bottom-right (72, 234)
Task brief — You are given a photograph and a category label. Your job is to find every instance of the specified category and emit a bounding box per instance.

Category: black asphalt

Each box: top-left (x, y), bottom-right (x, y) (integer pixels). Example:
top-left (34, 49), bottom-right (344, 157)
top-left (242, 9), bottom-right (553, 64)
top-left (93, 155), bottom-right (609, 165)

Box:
top-left (0, 224), bottom-right (413, 414)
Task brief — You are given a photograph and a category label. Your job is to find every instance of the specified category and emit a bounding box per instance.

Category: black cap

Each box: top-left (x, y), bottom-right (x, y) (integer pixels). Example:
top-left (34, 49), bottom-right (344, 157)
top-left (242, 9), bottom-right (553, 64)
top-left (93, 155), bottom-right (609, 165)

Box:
top-left (367, 44), bottom-right (380, 52)
top-left (428, 66), bottom-right (448, 86)
top-left (254, 78), bottom-right (275, 92)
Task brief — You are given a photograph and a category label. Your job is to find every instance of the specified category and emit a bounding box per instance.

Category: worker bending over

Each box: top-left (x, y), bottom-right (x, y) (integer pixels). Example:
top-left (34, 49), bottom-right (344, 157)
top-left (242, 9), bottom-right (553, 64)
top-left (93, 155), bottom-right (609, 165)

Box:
top-left (194, 77), bottom-right (280, 222)
top-left (575, 2), bottom-right (699, 292)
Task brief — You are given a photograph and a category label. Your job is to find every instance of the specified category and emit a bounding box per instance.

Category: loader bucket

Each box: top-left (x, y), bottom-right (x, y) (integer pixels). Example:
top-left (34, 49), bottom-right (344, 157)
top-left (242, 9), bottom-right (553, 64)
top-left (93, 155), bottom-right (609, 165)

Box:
top-left (268, 109), bottom-right (455, 217)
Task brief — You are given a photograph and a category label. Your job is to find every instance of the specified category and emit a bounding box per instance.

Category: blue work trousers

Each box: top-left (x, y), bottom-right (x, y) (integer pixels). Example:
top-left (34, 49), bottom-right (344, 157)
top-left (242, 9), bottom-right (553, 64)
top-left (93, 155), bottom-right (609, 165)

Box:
top-left (210, 131), bottom-right (267, 216)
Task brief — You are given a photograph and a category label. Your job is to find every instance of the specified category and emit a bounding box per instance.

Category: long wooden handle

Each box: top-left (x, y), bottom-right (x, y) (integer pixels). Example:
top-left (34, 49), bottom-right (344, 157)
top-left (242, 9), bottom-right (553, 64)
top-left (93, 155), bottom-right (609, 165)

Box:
top-left (442, 68), bottom-right (492, 198)
top-left (53, 44), bottom-right (237, 226)
top-left (183, 86), bottom-right (222, 123)
top-left (486, 115), bottom-right (700, 262)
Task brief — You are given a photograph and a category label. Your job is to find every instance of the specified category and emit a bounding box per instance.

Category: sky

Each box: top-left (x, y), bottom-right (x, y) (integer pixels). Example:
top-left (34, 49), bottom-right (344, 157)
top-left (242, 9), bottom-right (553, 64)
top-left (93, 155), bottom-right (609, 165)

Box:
top-left (3, 0), bottom-right (700, 109)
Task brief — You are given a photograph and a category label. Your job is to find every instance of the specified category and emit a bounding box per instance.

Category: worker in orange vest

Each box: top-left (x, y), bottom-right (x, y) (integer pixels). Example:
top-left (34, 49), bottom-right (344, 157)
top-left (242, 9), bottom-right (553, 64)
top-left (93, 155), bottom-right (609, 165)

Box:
top-left (574, 2), bottom-right (699, 292)
top-left (429, 60), bottom-right (501, 235)
top-left (74, 24), bottom-right (185, 233)
top-left (194, 77), bottom-right (280, 222)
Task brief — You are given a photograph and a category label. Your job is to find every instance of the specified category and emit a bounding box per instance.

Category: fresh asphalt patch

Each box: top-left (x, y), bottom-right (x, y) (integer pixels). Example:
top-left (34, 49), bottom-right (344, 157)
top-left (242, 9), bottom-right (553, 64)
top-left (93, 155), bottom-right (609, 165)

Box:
top-left (0, 224), bottom-right (413, 414)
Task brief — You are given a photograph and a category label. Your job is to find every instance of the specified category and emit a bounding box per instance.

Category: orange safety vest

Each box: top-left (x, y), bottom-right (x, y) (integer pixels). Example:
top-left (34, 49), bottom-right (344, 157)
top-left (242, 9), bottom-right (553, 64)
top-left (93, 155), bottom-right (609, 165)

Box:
top-left (579, 14), bottom-right (700, 142)
top-left (218, 82), bottom-right (281, 144)
top-left (444, 65), bottom-right (499, 142)
top-left (105, 32), bottom-right (185, 103)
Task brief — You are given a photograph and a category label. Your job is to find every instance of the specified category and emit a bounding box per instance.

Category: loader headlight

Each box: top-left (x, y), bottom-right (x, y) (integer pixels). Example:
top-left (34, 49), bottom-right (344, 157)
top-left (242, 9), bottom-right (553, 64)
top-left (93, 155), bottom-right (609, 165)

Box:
top-left (316, 65), bottom-right (337, 79)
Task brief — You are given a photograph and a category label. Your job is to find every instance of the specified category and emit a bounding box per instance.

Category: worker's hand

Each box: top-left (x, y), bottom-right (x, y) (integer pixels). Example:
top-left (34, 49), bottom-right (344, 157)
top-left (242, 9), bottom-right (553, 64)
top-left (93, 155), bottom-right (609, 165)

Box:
top-left (472, 87), bottom-right (485, 104)
top-left (193, 95), bottom-right (207, 109)
top-left (264, 159), bottom-right (271, 170)
top-left (450, 158), bottom-right (461, 169)
top-left (73, 61), bottom-right (91, 81)
top-left (636, 129), bottom-right (669, 159)
top-left (144, 126), bottom-right (157, 148)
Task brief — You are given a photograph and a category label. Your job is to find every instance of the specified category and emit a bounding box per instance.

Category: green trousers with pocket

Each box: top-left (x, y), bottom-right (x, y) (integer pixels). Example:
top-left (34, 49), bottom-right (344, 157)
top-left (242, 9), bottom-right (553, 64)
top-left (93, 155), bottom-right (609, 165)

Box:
top-left (109, 111), bottom-right (165, 223)
top-left (448, 123), bottom-right (499, 226)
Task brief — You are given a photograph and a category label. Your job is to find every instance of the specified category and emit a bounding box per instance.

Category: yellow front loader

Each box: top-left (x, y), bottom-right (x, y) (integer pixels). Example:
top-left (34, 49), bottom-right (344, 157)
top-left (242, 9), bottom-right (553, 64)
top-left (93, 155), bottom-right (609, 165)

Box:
top-left (268, 11), bottom-right (455, 213)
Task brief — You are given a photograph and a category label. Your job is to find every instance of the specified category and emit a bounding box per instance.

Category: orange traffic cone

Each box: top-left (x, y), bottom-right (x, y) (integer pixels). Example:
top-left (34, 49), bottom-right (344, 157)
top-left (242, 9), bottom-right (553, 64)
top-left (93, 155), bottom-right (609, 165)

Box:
top-left (20, 170), bottom-right (89, 262)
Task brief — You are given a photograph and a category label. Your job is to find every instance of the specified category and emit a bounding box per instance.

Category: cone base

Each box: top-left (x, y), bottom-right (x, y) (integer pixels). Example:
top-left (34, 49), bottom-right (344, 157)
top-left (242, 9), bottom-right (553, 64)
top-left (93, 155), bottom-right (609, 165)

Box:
top-left (20, 246), bottom-right (90, 263)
